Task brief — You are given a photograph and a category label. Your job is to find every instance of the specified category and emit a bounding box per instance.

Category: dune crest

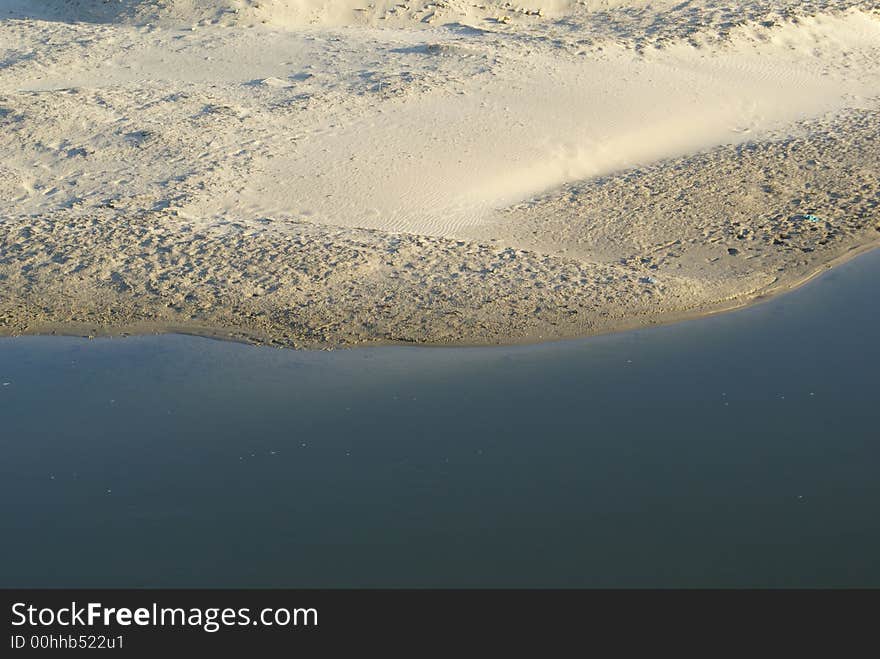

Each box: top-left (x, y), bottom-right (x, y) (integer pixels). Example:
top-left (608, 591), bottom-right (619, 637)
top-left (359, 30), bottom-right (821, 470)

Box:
top-left (8, 0), bottom-right (579, 26)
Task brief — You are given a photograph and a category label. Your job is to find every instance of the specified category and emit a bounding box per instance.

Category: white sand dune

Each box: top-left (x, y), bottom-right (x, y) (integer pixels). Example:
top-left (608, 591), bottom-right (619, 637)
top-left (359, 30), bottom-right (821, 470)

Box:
top-left (6, 4), bottom-right (879, 236)
top-left (184, 11), bottom-right (880, 235)
top-left (1, 0), bottom-right (879, 346)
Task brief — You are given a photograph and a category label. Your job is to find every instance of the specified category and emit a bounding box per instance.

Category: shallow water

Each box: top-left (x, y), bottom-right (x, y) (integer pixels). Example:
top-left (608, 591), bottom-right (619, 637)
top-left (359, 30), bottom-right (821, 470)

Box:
top-left (1, 251), bottom-right (879, 588)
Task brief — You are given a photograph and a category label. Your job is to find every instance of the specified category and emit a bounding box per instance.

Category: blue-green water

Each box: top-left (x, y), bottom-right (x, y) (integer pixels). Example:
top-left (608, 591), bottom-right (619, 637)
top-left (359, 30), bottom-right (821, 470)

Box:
top-left (1, 251), bottom-right (879, 588)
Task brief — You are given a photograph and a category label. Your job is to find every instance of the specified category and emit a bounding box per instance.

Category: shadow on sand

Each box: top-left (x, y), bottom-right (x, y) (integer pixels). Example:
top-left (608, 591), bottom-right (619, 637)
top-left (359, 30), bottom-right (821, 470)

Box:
top-left (0, 0), bottom-right (141, 24)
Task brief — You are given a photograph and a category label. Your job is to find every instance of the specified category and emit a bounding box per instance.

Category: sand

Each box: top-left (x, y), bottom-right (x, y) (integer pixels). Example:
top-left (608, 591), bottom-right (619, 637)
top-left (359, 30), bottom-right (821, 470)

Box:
top-left (1, 1), bottom-right (879, 347)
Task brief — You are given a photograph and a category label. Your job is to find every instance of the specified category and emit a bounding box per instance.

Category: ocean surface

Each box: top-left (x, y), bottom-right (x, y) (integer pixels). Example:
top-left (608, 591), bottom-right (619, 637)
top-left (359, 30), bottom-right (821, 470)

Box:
top-left (1, 250), bottom-right (879, 587)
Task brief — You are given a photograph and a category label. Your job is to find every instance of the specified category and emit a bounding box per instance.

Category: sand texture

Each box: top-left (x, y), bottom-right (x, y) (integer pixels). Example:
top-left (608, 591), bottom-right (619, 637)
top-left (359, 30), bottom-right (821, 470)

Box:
top-left (1, 1), bottom-right (879, 347)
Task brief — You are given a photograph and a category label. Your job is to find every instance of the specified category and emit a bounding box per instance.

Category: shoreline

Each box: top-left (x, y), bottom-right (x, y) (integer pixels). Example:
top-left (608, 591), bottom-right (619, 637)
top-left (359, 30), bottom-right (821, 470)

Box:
top-left (3, 107), bottom-right (878, 351)
top-left (2, 239), bottom-right (876, 351)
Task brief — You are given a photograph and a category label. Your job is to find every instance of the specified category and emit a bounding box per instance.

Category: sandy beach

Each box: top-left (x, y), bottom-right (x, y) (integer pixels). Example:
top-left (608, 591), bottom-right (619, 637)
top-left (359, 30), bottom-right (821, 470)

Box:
top-left (1, 0), bottom-right (878, 347)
